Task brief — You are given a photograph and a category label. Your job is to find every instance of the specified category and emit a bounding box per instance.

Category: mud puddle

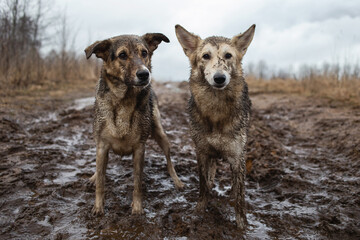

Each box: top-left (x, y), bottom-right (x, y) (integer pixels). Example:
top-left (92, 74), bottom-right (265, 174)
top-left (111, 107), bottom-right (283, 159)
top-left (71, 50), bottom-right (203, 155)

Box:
top-left (1, 82), bottom-right (359, 239)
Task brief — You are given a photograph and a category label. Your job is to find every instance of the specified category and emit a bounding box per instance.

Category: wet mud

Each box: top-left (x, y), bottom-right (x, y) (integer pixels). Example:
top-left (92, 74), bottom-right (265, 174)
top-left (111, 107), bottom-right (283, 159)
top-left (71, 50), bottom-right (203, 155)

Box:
top-left (0, 82), bottom-right (359, 239)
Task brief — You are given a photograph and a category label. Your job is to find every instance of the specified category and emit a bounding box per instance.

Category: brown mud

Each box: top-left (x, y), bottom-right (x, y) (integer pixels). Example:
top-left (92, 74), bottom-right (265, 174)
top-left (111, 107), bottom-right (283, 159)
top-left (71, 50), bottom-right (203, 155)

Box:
top-left (0, 81), bottom-right (359, 239)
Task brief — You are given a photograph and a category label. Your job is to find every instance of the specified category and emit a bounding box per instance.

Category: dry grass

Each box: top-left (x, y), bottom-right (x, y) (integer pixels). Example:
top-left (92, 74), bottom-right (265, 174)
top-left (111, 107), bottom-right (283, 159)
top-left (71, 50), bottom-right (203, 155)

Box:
top-left (0, 56), bottom-right (99, 90)
top-left (0, 57), bottom-right (99, 115)
top-left (247, 74), bottom-right (360, 106)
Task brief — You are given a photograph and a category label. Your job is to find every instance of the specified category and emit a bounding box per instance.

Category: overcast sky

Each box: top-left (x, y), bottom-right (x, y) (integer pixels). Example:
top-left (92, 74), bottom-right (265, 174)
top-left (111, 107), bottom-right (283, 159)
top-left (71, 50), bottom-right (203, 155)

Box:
top-left (55, 0), bottom-right (360, 81)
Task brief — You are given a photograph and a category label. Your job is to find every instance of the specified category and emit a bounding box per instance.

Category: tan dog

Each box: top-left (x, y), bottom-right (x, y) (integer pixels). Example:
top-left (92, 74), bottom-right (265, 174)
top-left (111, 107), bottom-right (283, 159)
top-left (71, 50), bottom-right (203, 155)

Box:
top-left (85, 33), bottom-right (184, 216)
top-left (175, 24), bottom-right (255, 230)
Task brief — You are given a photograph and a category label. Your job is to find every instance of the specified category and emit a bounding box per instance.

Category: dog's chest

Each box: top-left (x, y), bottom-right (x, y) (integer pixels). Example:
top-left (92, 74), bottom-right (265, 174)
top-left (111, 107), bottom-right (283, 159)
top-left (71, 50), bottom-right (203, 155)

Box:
top-left (205, 131), bottom-right (246, 157)
top-left (104, 102), bottom-right (140, 140)
top-left (113, 106), bottom-right (133, 132)
top-left (103, 106), bottom-right (141, 155)
top-left (191, 103), bottom-right (248, 157)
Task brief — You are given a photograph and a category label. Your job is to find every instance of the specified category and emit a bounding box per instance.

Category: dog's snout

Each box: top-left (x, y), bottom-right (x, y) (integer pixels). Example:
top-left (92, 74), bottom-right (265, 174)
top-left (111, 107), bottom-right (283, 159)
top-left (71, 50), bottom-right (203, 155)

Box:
top-left (213, 73), bottom-right (226, 84)
top-left (136, 70), bottom-right (150, 81)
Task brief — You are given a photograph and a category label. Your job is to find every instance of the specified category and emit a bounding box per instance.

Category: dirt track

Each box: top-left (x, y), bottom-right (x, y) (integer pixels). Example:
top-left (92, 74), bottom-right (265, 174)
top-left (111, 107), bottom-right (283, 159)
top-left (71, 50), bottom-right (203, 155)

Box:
top-left (1, 82), bottom-right (359, 239)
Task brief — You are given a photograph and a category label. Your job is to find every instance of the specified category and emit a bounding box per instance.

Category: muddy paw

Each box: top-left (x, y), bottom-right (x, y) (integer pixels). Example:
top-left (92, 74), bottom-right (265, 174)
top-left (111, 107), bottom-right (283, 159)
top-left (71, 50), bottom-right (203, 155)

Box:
top-left (236, 214), bottom-right (247, 231)
top-left (175, 180), bottom-right (185, 191)
top-left (86, 180), bottom-right (95, 188)
top-left (206, 182), bottom-right (215, 190)
top-left (236, 218), bottom-right (246, 230)
top-left (131, 201), bottom-right (144, 215)
top-left (86, 173), bottom-right (96, 187)
top-left (195, 199), bottom-right (207, 212)
top-left (91, 205), bottom-right (104, 216)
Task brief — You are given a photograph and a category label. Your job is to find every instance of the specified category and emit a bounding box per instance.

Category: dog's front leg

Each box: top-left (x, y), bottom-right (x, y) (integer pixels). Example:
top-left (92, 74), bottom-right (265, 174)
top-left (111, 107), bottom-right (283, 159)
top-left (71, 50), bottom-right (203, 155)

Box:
top-left (131, 144), bottom-right (145, 214)
top-left (152, 106), bottom-right (184, 190)
top-left (229, 154), bottom-right (247, 230)
top-left (195, 152), bottom-right (210, 212)
top-left (92, 141), bottom-right (110, 215)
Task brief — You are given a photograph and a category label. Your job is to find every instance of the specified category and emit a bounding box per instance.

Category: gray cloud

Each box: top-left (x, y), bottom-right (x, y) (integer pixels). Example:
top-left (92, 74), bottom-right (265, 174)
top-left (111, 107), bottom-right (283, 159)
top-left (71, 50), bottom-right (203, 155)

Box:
top-left (56, 0), bottom-right (360, 81)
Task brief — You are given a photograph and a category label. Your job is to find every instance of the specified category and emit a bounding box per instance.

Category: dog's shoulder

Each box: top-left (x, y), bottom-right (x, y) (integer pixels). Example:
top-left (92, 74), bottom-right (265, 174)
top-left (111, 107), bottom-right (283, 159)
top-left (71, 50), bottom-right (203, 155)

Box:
top-left (96, 77), bottom-right (110, 98)
top-left (240, 81), bottom-right (251, 116)
top-left (94, 78), bottom-right (112, 117)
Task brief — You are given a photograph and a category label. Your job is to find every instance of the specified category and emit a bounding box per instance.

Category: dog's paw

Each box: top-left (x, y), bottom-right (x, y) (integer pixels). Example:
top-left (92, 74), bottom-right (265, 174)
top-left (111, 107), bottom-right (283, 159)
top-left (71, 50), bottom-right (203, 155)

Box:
top-left (195, 199), bottom-right (208, 213)
top-left (175, 180), bottom-right (185, 191)
top-left (131, 200), bottom-right (144, 215)
top-left (86, 174), bottom-right (96, 187)
top-left (236, 214), bottom-right (246, 231)
top-left (91, 205), bottom-right (104, 216)
top-left (206, 182), bottom-right (215, 190)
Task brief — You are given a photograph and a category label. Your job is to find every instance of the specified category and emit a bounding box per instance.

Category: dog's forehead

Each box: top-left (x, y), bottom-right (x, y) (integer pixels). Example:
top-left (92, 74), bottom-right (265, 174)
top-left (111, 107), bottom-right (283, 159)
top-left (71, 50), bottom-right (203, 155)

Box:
top-left (202, 36), bottom-right (231, 48)
top-left (110, 35), bottom-right (146, 49)
top-left (201, 37), bottom-right (234, 54)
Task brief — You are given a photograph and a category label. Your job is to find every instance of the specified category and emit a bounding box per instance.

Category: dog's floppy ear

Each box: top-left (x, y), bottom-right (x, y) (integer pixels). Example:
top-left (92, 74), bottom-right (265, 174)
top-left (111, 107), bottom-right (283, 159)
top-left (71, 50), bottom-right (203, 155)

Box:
top-left (175, 24), bottom-right (201, 57)
top-left (231, 24), bottom-right (256, 56)
top-left (142, 33), bottom-right (170, 53)
top-left (84, 39), bottom-right (112, 61)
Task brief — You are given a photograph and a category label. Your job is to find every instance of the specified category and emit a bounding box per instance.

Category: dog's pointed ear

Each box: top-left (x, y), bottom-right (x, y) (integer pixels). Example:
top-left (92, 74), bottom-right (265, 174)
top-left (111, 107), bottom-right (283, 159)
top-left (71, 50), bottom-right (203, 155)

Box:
top-left (175, 24), bottom-right (201, 57)
top-left (231, 24), bottom-right (256, 56)
top-left (142, 33), bottom-right (170, 53)
top-left (84, 39), bottom-right (112, 61)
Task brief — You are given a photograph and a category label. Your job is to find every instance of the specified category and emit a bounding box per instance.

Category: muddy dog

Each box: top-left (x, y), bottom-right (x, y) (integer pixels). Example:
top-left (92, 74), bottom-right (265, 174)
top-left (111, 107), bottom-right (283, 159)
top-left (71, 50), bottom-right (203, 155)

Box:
top-left (175, 24), bottom-right (255, 229)
top-left (84, 33), bottom-right (184, 215)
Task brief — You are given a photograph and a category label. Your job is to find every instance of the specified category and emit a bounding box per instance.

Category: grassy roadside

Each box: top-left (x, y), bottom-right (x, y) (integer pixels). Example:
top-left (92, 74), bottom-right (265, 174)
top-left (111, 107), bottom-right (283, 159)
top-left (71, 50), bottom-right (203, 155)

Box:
top-left (247, 76), bottom-right (360, 107)
top-left (0, 78), bottom-right (97, 116)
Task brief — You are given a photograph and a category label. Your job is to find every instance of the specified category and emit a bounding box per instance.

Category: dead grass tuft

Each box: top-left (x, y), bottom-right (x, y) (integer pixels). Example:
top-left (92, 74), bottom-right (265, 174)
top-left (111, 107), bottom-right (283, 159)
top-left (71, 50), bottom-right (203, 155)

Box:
top-left (247, 74), bottom-right (360, 106)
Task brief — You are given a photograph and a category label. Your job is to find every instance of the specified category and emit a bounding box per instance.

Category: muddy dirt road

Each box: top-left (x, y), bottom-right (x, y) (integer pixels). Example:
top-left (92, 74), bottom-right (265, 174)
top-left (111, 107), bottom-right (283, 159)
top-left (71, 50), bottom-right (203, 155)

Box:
top-left (1, 82), bottom-right (359, 239)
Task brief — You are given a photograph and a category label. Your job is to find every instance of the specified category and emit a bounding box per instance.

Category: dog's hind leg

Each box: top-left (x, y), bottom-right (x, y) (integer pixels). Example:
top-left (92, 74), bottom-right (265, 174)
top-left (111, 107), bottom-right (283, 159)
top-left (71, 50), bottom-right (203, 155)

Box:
top-left (131, 144), bottom-right (145, 215)
top-left (92, 141), bottom-right (110, 216)
top-left (152, 106), bottom-right (184, 190)
top-left (229, 154), bottom-right (247, 230)
top-left (196, 152), bottom-right (211, 212)
top-left (207, 158), bottom-right (216, 189)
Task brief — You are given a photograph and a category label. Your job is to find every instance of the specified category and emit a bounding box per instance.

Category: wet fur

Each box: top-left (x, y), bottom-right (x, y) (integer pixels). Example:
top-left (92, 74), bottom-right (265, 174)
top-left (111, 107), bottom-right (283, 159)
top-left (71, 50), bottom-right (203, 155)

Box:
top-left (85, 33), bottom-right (184, 216)
top-left (175, 24), bottom-right (255, 230)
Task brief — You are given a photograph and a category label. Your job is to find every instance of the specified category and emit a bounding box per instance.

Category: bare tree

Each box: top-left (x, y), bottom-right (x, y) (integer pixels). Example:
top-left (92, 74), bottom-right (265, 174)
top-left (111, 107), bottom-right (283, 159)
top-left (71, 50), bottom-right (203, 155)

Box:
top-left (353, 63), bottom-right (360, 79)
top-left (245, 62), bottom-right (255, 77)
top-left (0, 0), bottom-right (54, 87)
top-left (256, 60), bottom-right (268, 79)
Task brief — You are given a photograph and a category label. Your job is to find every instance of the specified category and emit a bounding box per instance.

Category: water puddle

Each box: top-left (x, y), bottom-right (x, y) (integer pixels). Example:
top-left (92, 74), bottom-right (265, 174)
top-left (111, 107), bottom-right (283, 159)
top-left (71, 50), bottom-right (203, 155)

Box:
top-left (69, 97), bottom-right (95, 111)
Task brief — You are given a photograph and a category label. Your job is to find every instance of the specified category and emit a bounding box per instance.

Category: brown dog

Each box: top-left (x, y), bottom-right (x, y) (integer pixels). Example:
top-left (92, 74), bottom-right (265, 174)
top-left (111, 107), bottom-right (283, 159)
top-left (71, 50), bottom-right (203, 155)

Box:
top-left (85, 33), bottom-right (184, 215)
top-left (175, 24), bottom-right (255, 230)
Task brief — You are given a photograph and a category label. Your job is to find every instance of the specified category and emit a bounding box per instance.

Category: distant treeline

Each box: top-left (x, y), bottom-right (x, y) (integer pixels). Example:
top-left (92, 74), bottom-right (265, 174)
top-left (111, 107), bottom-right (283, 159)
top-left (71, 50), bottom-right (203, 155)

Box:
top-left (245, 60), bottom-right (360, 81)
top-left (0, 0), bottom-right (98, 90)
top-left (0, 0), bottom-right (359, 102)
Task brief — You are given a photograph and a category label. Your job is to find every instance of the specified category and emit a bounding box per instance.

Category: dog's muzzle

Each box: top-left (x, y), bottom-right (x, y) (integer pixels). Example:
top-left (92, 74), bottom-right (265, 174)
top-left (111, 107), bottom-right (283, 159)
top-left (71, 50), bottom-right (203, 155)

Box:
top-left (135, 69), bottom-right (150, 86)
top-left (213, 72), bottom-right (227, 88)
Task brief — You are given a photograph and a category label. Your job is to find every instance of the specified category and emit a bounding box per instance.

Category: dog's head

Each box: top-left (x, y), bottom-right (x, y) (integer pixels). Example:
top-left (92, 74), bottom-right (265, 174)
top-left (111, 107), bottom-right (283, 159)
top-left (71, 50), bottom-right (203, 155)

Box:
top-left (85, 33), bottom-right (169, 87)
top-left (175, 24), bottom-right (255, 89)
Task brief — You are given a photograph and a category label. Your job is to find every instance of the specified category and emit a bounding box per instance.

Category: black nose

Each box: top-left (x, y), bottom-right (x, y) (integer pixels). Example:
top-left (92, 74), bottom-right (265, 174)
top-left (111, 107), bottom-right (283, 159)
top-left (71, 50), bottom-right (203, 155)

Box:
top-left (213, 73), bottom-right (226, 84)
top-left (136, 70), bottom-right (149, 81)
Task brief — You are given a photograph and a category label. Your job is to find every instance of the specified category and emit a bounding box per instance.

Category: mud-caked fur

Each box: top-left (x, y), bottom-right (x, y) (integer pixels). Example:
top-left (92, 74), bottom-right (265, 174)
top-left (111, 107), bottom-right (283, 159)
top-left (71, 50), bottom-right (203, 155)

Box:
top-left (85, 33), bottom-right (184, 216)
top-left (175, 24), bottom-right (255, 230)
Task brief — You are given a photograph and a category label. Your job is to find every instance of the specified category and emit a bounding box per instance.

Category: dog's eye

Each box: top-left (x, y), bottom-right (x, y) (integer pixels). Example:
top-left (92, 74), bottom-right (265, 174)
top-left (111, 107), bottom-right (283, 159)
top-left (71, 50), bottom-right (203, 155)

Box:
top-left (141, 50), bottom-right (148, 58)
top-left (119, 52), bottom-right (127, 60)
top-left (202, 53), bottom-right (210, 60)
top-left (225, 53), bottom-right (232, 59)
